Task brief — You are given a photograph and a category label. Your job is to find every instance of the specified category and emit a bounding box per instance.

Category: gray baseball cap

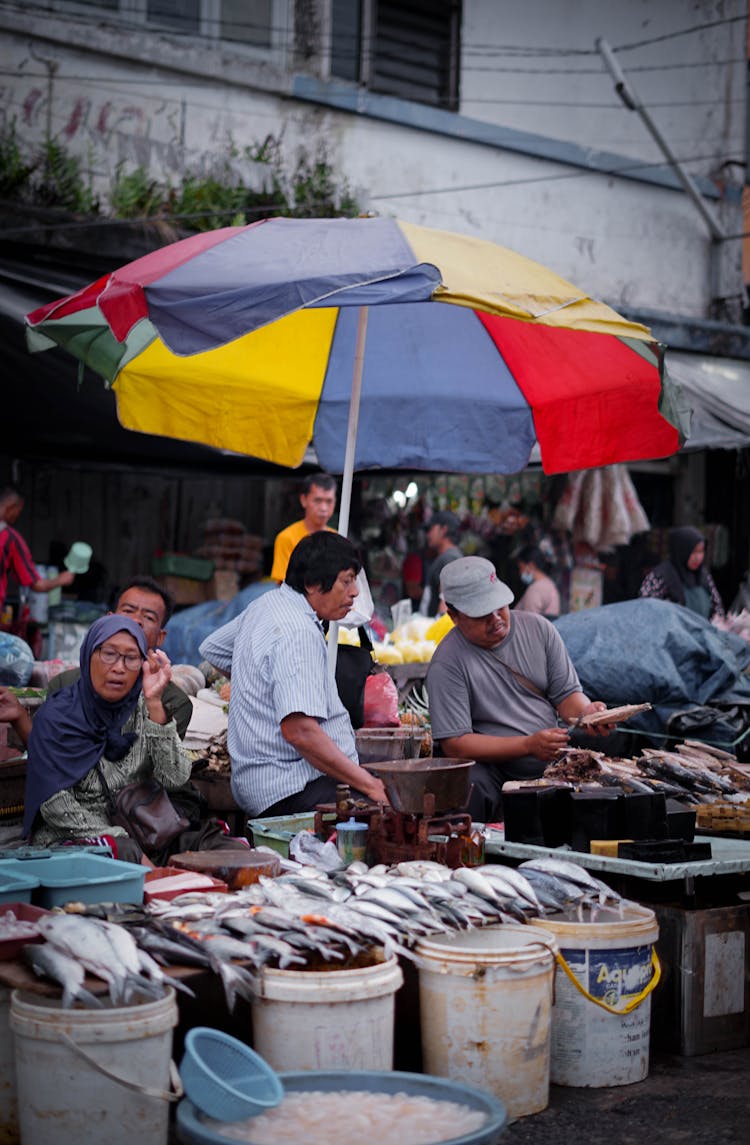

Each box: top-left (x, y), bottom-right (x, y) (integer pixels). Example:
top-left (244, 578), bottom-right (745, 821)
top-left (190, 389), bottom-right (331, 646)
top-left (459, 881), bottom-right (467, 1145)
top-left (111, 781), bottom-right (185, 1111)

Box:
top-left (440, 556), bottom-right (514, 616)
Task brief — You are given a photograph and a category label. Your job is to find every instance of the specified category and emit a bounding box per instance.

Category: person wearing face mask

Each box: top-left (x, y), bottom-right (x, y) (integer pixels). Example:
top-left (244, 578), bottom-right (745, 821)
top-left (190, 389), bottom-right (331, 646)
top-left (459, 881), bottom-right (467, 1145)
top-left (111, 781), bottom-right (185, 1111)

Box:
top-left (639, 526), bottom-right (724, 619)
top-left (427, 557), bottom-right (612, 822)
top-left (514, 545), bottom-right (560, 618)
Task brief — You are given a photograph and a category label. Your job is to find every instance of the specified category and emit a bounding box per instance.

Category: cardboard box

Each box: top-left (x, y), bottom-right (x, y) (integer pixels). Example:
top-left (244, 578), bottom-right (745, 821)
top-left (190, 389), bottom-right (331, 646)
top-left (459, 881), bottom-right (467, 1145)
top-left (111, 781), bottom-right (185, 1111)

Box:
top-left (209, 570), bottom-right (240, 601)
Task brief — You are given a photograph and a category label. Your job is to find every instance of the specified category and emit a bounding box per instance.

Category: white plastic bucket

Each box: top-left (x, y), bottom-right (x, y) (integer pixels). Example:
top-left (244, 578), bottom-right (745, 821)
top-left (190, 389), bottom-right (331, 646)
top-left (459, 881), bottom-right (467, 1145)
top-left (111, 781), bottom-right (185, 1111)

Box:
top-left (537, 902), bottom-right (660, 1088)
top-left (251, 955), bottom-right (403, 1071)
top-left (10, 988), bottom-right (181, 1145)
top-left (0, 989), bottom-right (18, 1145)
top-left (416, 924), bottom-right (558, 1120)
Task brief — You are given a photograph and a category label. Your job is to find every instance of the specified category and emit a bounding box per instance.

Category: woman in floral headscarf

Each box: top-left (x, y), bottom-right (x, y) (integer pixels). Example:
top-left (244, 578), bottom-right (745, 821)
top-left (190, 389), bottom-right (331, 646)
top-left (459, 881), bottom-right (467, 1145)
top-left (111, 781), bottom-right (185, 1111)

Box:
top-left (639, 526), bottom-right (724, 619)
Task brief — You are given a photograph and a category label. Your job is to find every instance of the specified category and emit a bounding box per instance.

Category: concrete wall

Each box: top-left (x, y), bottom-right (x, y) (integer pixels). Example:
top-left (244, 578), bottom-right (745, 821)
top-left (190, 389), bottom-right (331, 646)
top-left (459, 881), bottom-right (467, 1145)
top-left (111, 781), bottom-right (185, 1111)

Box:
top-left (0, 0), bottom-right (744, 318)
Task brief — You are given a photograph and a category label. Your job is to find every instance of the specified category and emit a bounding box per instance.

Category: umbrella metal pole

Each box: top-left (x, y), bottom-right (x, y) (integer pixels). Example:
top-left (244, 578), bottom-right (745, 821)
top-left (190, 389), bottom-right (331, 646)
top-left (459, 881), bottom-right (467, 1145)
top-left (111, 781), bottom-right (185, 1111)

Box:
top-left (329, 304), bottom-right (369, 676)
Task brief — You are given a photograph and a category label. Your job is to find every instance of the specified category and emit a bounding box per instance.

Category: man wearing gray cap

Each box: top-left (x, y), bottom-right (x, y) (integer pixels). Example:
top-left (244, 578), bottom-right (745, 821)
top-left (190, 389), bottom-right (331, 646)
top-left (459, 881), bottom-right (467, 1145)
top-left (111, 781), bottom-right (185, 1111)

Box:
top-left (419, 510), bottom-right (463, 616)
top-left (427, 556), bottom-right (609, 820)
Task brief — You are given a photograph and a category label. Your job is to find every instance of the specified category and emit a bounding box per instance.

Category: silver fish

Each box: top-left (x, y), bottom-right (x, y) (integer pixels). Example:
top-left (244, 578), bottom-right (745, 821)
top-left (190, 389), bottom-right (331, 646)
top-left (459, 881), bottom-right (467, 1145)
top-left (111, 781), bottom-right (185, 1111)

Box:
top-left (136, 947), bottom-right (196, 998)
top-left (250, 934), bottom-right (307, 969)
top-left (452, 867), bottom-right (505, 903)
top-left (474, 866), bottom-right (543, 912)
top-left (38, 915), bottom-right (138, 1005)
top-left (92, 919), bottom-right (164, 1000)
top-left (23, 943), bottom-right (103, 1009)
top-left (520, 858), bottom-right (621, 901)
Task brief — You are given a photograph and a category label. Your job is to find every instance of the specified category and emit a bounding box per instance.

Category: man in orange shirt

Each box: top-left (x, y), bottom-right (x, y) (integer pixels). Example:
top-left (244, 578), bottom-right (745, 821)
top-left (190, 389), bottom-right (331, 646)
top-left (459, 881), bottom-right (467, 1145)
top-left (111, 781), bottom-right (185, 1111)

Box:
top-left (270, 473), bottom-right (337, 582)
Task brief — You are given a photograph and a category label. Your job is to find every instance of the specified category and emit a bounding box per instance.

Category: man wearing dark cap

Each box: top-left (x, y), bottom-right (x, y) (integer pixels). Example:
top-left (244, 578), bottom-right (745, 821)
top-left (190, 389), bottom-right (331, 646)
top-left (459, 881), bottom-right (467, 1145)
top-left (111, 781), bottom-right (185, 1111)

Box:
top-left (419, 510), bottom-right (463, 615)
top-left (427, 556), bottom-right (610, 820)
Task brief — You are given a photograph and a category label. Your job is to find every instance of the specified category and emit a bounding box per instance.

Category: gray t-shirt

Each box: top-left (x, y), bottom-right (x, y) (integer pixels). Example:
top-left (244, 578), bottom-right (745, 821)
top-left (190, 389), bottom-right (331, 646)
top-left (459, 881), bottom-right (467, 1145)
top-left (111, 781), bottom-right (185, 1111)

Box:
top-left (426, 611), bottom-right (581, 778)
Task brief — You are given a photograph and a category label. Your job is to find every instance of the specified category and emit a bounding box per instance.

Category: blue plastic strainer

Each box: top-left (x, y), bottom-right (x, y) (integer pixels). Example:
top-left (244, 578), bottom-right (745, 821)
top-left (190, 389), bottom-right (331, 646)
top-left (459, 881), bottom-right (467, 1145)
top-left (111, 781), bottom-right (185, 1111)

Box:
top-left (180, 1028), bottom-right (284, 1122)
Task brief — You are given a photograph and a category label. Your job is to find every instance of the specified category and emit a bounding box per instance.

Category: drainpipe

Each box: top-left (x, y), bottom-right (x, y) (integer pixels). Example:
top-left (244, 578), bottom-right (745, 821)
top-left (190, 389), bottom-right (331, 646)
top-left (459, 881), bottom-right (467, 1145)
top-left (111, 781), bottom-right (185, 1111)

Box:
top-left (596, 37), bottom-right (727, 307)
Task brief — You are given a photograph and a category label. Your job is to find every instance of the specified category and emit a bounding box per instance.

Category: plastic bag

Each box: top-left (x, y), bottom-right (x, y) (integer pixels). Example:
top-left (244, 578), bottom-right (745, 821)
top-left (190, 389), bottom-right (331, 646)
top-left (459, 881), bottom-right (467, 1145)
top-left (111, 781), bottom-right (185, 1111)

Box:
top-left (363, 671), bottom-right (400, 727)
top-left (0, 633), bottom-right (34, 686)
top-left (340, 570), bottom-right (374, 627)
top-left (289, 830), bottom-right (343, 872)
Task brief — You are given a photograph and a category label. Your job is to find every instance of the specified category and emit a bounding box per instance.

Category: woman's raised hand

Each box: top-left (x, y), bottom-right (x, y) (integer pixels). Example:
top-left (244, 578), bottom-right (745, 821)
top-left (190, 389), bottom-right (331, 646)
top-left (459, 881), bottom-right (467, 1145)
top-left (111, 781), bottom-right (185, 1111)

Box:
top-left (141, 648), bottom-right (172, 701)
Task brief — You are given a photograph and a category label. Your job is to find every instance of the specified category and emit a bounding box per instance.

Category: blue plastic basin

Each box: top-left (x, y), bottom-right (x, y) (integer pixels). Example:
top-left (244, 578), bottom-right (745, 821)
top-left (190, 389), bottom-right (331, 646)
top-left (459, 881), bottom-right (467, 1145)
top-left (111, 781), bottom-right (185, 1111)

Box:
top-left (0, 870), bottom-right (40, 905)
top-left (176, 1069), bottom-right (507, 1145)
top-left (0, 854), bottom-right (145, 907)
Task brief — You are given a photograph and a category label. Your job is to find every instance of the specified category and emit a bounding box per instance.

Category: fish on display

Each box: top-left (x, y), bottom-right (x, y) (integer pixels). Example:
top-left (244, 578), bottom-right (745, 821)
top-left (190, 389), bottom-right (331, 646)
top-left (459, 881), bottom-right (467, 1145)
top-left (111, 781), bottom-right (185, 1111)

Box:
top-left (23, 943), bottom-right (104, 1009)
top-left (519, 858), bottom-right (623, 919)
top-left (37, 915), bottom-right (160, 1005)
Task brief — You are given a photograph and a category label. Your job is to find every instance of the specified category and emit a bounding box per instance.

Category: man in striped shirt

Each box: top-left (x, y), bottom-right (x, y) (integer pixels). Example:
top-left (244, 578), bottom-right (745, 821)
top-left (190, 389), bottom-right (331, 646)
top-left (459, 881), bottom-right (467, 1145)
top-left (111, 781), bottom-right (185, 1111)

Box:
top-left (210, 531), bottom-right (387, 818)
top-left (0, 486), bottom-right (75, 617)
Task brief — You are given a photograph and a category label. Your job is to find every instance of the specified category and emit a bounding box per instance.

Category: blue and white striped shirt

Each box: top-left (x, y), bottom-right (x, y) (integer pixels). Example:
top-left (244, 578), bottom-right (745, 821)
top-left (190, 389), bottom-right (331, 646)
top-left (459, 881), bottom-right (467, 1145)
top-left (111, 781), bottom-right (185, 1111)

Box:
top-left (222, 584), bottom-right (357, 816)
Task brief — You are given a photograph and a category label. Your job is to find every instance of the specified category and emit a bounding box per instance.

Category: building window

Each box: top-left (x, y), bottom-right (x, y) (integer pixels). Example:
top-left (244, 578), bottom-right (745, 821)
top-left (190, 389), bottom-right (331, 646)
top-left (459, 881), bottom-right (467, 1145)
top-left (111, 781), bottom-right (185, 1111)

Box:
top-left (47, 1), bottom-right (278, 50)
top-left (331, 0), bottom-right (461, 111)
top-left (220, 0), bottom-right (273, 48)
top-left (146, 1), bottom-right (201, 34)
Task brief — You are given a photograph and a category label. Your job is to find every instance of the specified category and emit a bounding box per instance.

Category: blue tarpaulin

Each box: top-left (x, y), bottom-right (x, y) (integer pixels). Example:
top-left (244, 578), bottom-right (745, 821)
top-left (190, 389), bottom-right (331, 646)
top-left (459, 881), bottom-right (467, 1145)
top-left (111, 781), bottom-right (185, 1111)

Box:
top-left (163, 580), bottom-right (275, 668)
top-left (555, 598), bottom-right (750, 741)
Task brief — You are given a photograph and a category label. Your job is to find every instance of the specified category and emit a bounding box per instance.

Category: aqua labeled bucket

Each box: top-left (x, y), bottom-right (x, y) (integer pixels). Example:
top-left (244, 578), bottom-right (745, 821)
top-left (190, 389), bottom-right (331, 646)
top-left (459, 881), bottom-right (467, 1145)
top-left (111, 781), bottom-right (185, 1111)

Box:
top-left (537, 901), bottom-right (660, 1087)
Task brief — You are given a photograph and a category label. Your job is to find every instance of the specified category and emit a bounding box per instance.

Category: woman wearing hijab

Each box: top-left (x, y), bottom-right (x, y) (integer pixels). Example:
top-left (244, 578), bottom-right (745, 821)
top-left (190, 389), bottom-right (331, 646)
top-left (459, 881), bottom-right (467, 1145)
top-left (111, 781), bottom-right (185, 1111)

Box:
top-left (639, 526), bottom-right (724, 619)
top-left (24, 615), bottom-right (234, 863)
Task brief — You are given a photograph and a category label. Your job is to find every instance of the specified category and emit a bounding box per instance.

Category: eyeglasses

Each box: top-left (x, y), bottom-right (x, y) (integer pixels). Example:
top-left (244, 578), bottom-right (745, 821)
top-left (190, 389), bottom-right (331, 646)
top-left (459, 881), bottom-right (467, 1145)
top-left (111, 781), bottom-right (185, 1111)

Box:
top-left (96, 646), bottom-right (144, 671)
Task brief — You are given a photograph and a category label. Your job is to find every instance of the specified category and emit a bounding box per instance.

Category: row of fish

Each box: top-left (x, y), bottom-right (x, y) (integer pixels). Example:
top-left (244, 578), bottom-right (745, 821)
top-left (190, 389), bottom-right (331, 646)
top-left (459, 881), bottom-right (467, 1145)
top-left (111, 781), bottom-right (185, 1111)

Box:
top-left (23, 913), bottom-right (194, 1008)
top-left (23, 856), bottom-right (622, 1011)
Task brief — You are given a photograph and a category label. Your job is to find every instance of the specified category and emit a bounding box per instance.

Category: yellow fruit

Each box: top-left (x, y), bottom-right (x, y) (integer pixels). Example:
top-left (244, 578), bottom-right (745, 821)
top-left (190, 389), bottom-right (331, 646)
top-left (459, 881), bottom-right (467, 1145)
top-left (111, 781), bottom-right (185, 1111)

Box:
top-left (426, 613), bottom-right (454, 643)
top-left (372, 643), bottom-right (404, 665)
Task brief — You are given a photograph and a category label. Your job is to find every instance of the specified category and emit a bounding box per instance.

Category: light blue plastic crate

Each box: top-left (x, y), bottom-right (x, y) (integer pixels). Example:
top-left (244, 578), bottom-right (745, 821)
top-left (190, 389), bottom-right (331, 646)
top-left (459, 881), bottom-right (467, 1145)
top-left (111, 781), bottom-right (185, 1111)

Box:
top-left (0, 853), bottom-right (146, 907)
top-left (0, 869), bottom-right (40, 905)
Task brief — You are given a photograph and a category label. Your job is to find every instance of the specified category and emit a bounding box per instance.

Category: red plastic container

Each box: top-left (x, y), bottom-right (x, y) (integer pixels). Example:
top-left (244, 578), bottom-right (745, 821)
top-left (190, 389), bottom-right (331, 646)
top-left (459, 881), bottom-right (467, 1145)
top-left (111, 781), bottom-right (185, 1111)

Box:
top-left (0, 902), bottom-right (49, 960)
top-left (144, 866), bottom-right (228, 903)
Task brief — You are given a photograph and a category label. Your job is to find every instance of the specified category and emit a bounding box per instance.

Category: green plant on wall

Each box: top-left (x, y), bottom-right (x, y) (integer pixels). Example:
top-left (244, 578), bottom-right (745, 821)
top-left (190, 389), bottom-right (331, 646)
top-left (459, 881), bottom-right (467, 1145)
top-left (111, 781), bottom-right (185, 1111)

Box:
top-left (0, 126), bottom-right (358, 228)
top-left (0, 121), bottom-right (35, 198)
top-left (110, 164), bottom-right (166, 219)
top-left (287, 144), bottom-right (359, 218)
top-left (31, 140), bottom-right (99, 214)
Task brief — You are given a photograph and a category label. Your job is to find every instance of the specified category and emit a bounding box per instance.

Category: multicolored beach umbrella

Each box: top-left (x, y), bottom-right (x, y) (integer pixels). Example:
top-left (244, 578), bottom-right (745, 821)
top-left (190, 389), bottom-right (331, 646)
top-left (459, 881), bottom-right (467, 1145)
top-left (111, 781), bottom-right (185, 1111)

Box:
top-left (26, 215), bottom-right (682, 484)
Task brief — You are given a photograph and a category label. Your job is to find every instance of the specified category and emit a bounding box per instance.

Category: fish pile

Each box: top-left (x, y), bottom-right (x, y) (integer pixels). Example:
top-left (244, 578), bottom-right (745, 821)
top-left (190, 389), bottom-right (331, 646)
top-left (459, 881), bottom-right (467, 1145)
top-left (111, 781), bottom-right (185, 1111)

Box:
top-left (130, 856), bottom-right (622, 1007)
top-left (22, 858), bottom-right (623, 1012)
top-left (543, 741), bottom-right (750, 804)
top-left (22, 912), bottom-right (194, 1008)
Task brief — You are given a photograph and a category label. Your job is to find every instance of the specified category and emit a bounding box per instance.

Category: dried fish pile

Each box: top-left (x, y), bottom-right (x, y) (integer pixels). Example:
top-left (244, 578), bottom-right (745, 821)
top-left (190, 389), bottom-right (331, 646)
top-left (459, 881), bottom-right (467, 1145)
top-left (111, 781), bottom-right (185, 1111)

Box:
top-left (191, 728), bottom-right (231, 774)
top-left (543, 741), bottom-right (750, 804)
